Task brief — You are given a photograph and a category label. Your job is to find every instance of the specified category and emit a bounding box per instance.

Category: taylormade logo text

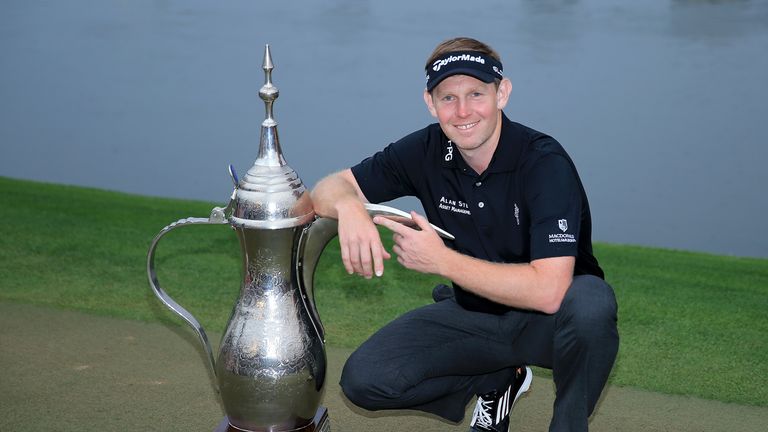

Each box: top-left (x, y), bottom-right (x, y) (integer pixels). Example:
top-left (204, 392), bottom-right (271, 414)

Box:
top-left (432, 54), bottom-right (486, 72)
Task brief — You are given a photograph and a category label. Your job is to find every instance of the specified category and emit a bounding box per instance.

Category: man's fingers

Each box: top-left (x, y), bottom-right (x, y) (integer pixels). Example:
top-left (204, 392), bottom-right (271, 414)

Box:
top-left (371, 243), bottom-right (390, 277)
top-left (359, 245), bottom-right (374, 279)
top-left (410, 211), bottom-right (434, 232)
top-left (373, 216), bottom-right (410, 235)
top-left (340, 241), bottom-right (354, 275)
top-left (346, 241), bottom-right (364, 275)
top-left (343, 238), bottom-right (389, 278)
top-left (392, 243), bottom-right (404, 258)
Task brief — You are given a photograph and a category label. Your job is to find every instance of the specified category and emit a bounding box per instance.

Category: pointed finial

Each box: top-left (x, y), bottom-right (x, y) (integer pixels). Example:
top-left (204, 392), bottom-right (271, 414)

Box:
top-left (230, 45), bottom-right (315, 229)
top-left (259, 44), bottom-right (279, 127)
top-left (263, 44), bottom-right (274, 70)
top-left (229, 43), bottom-right (315, 229)
top-left (254, 44), bottom-right (285, 167)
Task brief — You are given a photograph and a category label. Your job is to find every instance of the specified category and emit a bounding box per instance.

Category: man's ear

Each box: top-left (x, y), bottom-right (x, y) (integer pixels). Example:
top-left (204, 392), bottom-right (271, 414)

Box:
top-left (423, 89), bottom-right (438, 118)
top-left (496, 78), bottom-right (512, 110)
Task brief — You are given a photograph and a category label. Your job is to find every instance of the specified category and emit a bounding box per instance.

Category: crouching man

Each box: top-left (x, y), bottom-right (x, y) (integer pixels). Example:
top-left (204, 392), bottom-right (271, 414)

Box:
top-left (311, 36), bottom-right (619, 432)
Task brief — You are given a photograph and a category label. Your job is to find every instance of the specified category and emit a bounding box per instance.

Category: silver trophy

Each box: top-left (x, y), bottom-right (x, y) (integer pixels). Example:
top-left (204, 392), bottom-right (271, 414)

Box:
top-left (147, 45), bottom-right (453, 432)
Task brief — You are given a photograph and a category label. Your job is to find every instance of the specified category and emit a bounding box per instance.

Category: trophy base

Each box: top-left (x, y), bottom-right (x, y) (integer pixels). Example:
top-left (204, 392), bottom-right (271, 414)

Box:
top-left (214, 407), bottom-right (330, 432)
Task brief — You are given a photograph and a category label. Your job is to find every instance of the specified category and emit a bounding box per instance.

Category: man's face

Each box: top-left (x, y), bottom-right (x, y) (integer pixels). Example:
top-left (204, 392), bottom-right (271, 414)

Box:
top-left (424, 74), bottom-right (511, 155)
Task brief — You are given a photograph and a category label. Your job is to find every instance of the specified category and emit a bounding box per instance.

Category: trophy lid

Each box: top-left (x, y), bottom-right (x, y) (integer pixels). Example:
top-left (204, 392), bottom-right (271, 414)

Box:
top-left (230, 45), bottom-right (314, 229)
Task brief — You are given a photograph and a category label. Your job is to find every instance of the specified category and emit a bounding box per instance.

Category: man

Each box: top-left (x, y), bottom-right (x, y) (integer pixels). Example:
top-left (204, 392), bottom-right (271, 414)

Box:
top-left (311, 37), bottom-right (618, 432)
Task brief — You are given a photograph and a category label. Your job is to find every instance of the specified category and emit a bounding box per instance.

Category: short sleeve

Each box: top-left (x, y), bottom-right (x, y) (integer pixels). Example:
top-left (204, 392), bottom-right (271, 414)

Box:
top-left (524, 152), bottom-right (582, 260)
top-left (350, 128), bottom-right (430, 203)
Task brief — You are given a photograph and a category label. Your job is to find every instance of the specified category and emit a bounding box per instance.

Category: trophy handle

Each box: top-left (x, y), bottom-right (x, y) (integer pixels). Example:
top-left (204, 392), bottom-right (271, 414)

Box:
top-left (146, 209), bottom-right (229, 383)
top-left (297, 203), bottom-right (455, 343)
top-left (298, 217), bottom-right (338, 343)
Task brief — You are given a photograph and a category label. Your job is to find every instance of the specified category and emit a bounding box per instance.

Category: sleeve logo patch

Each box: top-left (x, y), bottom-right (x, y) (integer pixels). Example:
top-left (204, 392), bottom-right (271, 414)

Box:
top-left (550, 219), bottom-right (576, 243)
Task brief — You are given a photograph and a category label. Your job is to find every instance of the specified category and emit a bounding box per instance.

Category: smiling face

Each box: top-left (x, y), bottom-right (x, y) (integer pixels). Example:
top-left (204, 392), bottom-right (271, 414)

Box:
top-left (424, 74), bottom-right (512, 160)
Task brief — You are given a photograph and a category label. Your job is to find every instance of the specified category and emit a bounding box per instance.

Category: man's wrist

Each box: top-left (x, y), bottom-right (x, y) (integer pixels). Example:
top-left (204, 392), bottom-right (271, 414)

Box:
top-left (435, 247), bottom-right (460, 280)
top-left (334, 196), bottom-right (368, 218)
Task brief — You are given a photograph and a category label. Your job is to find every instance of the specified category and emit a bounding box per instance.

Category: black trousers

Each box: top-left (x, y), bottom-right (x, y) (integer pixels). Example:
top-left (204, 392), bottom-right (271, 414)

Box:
top-left (339, 275), bottom-right (619, 432)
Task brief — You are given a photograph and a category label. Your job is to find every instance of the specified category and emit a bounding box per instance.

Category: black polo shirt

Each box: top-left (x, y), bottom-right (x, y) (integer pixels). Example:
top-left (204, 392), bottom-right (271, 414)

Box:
top-left (351, 113), bottom-right (603, 314)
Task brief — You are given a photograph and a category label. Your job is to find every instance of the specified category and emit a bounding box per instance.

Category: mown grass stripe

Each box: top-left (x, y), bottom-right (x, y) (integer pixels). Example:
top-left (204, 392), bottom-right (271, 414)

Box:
top-left (1, 176), bottom-right (766, 407)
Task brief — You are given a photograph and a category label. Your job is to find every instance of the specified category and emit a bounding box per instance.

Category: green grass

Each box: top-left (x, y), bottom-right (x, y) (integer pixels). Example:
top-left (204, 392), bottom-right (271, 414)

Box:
top-left (1, 176), bottom-right (766, 407)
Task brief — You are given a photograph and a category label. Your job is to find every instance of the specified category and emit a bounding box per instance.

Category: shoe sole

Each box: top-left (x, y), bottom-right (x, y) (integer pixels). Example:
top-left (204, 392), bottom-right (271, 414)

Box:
top-left (514, 366), bottom-right (533, 404)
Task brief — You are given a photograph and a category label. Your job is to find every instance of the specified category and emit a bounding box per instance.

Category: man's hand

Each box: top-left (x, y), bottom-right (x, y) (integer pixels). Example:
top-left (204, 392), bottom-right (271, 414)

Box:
top-left (311, 169), bottom-right (391, 279)
top-left (373, 211), bottom-right (449, 276)
top-left (337, 200), bottom-right (391, 279)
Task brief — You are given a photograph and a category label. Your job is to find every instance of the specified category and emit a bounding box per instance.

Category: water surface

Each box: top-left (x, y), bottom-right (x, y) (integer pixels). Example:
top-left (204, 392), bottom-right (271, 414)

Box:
top-left (1, 0), bottom-right (766, 257)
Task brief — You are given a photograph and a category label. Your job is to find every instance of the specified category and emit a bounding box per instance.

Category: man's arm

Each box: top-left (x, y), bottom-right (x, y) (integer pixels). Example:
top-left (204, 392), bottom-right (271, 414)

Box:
top-left (440, 251), bottom-right (574, 314)
top-left (311, 169), bottom-right (366, 218)
top-left (311, 169), bottom-right (391, 279)
top-left (375, 212), bottom-right (574, 314)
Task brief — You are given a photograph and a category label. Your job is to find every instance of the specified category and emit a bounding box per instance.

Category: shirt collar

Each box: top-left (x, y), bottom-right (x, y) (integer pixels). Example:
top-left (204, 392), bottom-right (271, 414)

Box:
top-left (487, 112), bottom-right (525, 173)
top-left (440, 112), bottom-right (524, 174)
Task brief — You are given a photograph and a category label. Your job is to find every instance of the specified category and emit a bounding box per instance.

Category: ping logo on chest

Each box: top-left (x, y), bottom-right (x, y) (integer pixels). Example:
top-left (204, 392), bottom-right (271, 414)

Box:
top-left (438, 196), bottom-right (471, 216)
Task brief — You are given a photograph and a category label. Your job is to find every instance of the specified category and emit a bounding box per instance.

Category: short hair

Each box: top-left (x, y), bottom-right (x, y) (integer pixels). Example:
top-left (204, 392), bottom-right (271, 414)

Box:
top-left (425, 37), bottom-right (501, 71)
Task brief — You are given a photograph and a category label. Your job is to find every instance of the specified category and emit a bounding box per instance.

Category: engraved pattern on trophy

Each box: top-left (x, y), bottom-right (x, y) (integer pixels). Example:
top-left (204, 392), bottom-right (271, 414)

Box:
top-left (217, 227), bottom-right (325, 430)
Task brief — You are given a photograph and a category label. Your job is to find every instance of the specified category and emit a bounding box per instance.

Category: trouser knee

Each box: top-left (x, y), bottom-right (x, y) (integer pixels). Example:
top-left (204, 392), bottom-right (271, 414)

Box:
top-left (339, 351), bottom-right (397, 411)
top-left (339, 355), bottom-right (374, 409)
top-left (558, 275), bottom-right (619, 345)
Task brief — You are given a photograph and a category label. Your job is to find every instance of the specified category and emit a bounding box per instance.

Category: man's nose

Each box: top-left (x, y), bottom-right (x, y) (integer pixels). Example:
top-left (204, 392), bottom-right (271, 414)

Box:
top-left (456, 99), bottom-right (470, 117)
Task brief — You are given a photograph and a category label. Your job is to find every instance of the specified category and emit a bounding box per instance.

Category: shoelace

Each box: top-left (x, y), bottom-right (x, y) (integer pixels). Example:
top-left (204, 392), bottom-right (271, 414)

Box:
top-left (470, 397), bottom-right (494, 429)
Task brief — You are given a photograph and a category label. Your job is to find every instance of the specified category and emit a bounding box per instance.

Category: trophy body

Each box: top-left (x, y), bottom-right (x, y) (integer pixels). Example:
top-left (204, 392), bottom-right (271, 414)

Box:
top-left (216, 227), bottom-right (326, 431)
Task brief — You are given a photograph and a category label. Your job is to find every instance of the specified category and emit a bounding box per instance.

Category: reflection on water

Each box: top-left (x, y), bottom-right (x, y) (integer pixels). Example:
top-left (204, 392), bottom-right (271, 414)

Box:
top-left (1, 0), bottom-right (766, 258)
top-left (669, 0), bottom-right (768, 41)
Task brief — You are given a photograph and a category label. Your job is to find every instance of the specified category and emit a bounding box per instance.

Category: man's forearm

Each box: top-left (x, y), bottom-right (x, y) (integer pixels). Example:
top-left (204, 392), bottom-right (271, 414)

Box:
top-left (311, 169), bottom-right (366, 218)
top-left (374, 211), bottom-right (576, 314)
top-left (311, 169), bottom-right (391, 278)
top-left (437, 250), bottom-right (575, 314)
